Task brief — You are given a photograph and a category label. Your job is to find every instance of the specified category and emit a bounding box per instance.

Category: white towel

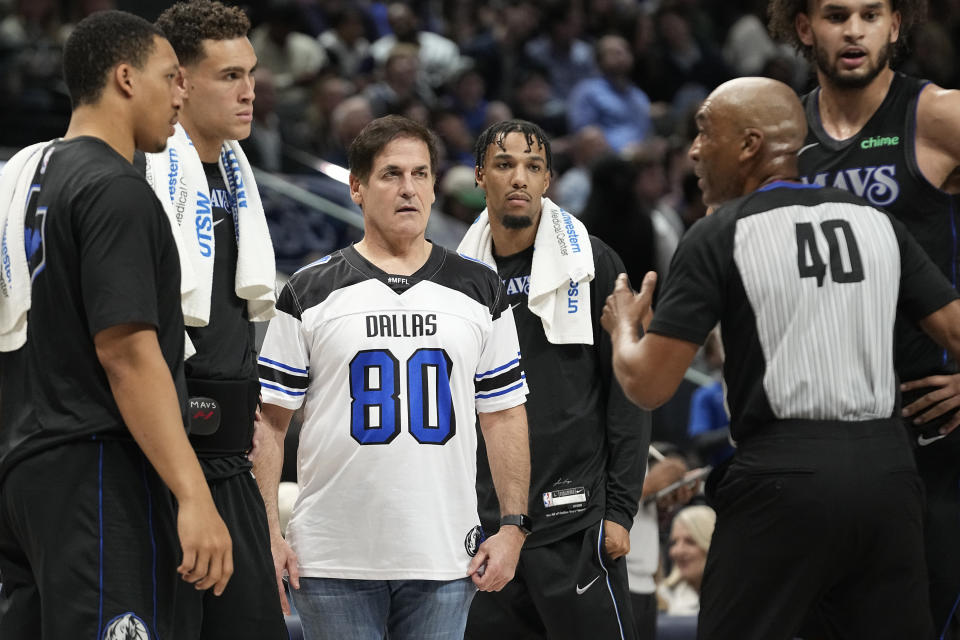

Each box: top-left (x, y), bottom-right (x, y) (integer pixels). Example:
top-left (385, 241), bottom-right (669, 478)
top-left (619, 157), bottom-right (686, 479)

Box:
top-left (0, 141), bottom-right (53, 352)
top-left (458, 197), bottom-right (594, 344)
top-left (144, 124), bottom-right (276, 328)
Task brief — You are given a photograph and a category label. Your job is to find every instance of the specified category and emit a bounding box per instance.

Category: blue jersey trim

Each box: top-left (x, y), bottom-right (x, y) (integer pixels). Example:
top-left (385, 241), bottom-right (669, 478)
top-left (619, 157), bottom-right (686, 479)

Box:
top-left (475, 380), bottom-right (525, 399)
top-left (261, 381), bottom-right (307, 396)
top-left (97, 443), bottom-right (104, 639)
top-left (476, 358), bottom-right (520, 379)
top-left (141, 458), bottom-right (159, 639)
top-left (456, 252), bottom-right (497, 272)
top-left (258, 356), bottom-right (309, 375)
top-left (757, 180), bottom-right (822, 192)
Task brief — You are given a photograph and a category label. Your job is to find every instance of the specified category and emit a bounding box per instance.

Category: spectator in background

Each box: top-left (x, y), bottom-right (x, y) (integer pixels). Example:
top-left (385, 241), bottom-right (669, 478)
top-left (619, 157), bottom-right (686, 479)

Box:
top-left (323, 94), bottom-right (373, 165)
top-left (249, 3), bottom-right (327, 106)
top-left (552, 125), bottom-right (609, 216)
top-left (658, 506), bottom-right (716, 615)
top-left (432, 108), bottom-right (476, 169)
top-left (242, 67), bottom-right (285, 172)
top-left (445, 67), bottom-right (489, 137)
top-left (644, 1), bottom-right (731, 111)
top-left (369, 1), bottom-right (461, 89)
top-left (628, 453), bottom-right (700, 639)
top-left (568, 34), bottom-right (653, 152)
top-left (460, 0), bottom-right (539, 101)
top-left (317, 5), bottom-right (371, 79)
top-left (687, 330), bottom-right (734, 466)
top-left (296, 74), bottom-right (353, 156)
top-left (509, 67), bottom-right (568, 138)
top-left (426, 165), bottom-right (481, 249)
top-left (581, 154), bottom-right (658, 293)
top-left (523, 0), bottom-right (596, 100)
top-left (364, 43), bottom-right (435, 118)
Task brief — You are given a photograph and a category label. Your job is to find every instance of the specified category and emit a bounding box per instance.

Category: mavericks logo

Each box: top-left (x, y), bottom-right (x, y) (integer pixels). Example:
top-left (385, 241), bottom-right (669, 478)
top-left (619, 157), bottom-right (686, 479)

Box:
top-left (464, 525), bottom-right (485, 557)
top-left (802, 164), bottom-right (900, 207)
top-left (102, 612), bottom-right (149, 640)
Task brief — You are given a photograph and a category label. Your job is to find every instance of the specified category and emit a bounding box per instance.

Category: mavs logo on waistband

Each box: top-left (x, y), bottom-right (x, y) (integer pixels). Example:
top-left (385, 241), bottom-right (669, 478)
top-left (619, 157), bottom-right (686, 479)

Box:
top-left (802, 165), bottom-right (900, 208)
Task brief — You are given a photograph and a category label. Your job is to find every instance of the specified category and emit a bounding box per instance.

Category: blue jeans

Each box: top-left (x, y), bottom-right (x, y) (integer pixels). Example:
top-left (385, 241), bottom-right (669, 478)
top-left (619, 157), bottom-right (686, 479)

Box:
top-left (291, 577), bottom-right (476, 640)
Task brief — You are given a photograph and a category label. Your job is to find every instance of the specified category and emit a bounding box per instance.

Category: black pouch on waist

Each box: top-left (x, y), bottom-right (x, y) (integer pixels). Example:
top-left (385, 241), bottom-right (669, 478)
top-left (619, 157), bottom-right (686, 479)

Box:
top-left (187, 378), bottom-right (259, 456)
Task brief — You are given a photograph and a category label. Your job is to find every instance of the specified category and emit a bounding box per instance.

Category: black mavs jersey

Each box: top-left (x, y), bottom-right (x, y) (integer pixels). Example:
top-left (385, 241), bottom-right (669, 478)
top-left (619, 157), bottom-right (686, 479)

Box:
top-left (475, 237), bottom-right (647, 548)
top-left (0, 137), bottom-right (186, 480)
top-left (650, 182), bottom-right (957, 441)
top-left (799, 73), bottom-right (960, 383)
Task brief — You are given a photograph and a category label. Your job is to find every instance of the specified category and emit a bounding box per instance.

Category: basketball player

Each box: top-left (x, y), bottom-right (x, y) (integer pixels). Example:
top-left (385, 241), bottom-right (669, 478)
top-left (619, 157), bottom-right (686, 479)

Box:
top-left (149, 3), bottom-right (286, 636)
top-left (253, 115), bottom-right (531, 640)
top-left (461, 119), bottom-right (649, 640)
top-left (603, 76), bottom-right (960, 639)
top-left (767, 1), bottom-right (960, 633)
top-left (0, 11), bottom-right (231, 639)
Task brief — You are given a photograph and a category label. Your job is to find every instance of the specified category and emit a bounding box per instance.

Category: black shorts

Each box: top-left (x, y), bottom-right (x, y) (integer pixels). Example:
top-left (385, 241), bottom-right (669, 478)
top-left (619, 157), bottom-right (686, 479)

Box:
top-left (0, 439), bottom-right (182, 639)
top-left (465, 520), bottom-right (636, 640)
top-left (699, 418), bottom-right (933, 640)
top-left (914, 436), bottom-right (960, 639)
top-left (176, 463), bottom-right (287, 640)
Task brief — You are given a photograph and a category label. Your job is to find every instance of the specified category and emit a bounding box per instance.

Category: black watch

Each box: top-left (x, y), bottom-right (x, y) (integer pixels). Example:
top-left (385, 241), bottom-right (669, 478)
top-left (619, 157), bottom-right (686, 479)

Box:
top-left (500, 514), bottom-right (533, 535)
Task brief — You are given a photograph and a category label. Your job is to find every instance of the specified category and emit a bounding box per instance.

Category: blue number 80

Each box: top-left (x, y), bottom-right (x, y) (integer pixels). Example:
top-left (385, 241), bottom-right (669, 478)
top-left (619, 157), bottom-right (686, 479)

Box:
top-left (349, 348), bottom-right (455, 445)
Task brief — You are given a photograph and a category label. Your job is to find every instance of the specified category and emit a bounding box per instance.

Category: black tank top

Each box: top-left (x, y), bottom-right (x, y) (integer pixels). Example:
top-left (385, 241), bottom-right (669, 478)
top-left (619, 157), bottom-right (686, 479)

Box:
top-left (799, 72), bottom-right (960, 382)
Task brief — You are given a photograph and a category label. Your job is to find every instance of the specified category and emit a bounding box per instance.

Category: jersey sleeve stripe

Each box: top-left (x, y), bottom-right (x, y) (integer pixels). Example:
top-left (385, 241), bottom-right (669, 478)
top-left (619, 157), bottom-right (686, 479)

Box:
top-left (257, 356), bottom-right (309, 375)
top-left (475, 368), bottom-right (524, 393)
top-left (260, 380), bottom-right (307, 397)
top-left (259, 363), bottom-right (309, 391)
top-left (476, 379), bottom-right (526, 400)
top-left (475, 357), bottom-right (520, 379)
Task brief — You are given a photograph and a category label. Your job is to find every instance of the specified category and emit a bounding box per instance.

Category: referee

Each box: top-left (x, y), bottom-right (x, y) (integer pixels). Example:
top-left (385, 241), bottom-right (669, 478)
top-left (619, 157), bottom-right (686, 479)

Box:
top-left (602, 77), bottom-right (960, 639)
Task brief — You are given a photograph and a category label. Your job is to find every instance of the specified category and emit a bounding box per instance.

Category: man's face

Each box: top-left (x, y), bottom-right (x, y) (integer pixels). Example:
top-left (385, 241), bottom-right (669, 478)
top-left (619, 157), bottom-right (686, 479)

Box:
top-left (180, 37), bottom-right (257, 146)
top-left (132, 36), bottom-right (182, 153)
top-left (797, 0), bottom-right (900, 89)
top-left (350, 136), bottom-right (436, 244)
top-left (687, 101), bottom-right (741, 209)
top-left (476, 131), bottom-right (550, 230)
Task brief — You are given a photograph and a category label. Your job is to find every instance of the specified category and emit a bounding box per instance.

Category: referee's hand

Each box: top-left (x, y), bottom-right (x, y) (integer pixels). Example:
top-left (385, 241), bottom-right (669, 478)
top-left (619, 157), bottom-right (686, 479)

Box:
top-left (176, 496), bottom-right (234, 596)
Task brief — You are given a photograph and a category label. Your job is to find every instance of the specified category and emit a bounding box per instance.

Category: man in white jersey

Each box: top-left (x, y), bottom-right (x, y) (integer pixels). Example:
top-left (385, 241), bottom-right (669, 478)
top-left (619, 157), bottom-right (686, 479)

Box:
top-left (603, 77), bottom-right (960, 639)
top-left (253, 115), bottom-right (531, 640)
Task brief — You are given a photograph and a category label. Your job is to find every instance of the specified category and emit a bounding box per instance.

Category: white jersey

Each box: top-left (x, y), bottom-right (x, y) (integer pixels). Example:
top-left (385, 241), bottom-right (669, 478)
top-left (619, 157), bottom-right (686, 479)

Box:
top-left (259, 244), bottom-right (527, 580)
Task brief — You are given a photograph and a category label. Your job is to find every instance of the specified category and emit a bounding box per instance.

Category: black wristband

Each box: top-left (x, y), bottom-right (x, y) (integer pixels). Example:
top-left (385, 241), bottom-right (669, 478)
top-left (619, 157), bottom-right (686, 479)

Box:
top-left (500, 514), bottom-right (533, 535)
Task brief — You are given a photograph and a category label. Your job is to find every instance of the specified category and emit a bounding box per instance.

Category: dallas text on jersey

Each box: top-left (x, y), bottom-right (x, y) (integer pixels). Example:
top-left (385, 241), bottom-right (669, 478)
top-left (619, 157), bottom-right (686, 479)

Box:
top-left (366, 313), bottom-right (438, 338)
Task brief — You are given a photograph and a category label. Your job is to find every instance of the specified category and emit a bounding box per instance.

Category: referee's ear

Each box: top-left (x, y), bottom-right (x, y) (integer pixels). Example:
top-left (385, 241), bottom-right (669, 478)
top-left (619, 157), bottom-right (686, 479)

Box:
top-left (740, 128), bottom-right (763, 162)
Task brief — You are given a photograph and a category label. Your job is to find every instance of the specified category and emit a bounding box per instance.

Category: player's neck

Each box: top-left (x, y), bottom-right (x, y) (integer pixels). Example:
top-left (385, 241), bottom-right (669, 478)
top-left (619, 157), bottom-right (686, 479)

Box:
top-left (489, 210), bottom-right (538, 258)
top-left (815, 67), bottom-right (895, 140)
top-left (355, 235), bottom-right (433, 276)
top-left (63, 107), bottom-right (134, 163)
top-left (179, 115), bottom-right (224, 163)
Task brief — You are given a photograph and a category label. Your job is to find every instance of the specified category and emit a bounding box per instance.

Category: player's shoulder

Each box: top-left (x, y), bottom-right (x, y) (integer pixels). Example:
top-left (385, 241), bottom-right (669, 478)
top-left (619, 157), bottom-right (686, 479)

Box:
top-left (434, 247), bottom-right (504, 309)
top-left (281, 249), bottom-right (363, 316)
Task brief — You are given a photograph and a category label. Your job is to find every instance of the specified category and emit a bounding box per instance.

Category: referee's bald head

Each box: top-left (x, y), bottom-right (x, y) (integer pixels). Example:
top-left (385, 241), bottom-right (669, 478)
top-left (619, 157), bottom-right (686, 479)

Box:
top-left (689, 77), bottom-right (806, 208)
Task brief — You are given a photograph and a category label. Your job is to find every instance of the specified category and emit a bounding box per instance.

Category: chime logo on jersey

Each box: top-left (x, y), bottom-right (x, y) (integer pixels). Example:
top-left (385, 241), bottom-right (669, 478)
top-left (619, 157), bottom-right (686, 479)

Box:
top-left (102, 612), bottom-right (149, 640)
top-left (802, 165), bottom-right (900, 207)
top-left (860, 135), bottom-right (900, 150)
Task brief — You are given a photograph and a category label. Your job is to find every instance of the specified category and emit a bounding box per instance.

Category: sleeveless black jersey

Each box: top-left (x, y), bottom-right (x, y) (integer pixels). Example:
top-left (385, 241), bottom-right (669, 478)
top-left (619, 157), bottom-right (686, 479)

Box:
top-left (798, 72), bottom-right (960, 382)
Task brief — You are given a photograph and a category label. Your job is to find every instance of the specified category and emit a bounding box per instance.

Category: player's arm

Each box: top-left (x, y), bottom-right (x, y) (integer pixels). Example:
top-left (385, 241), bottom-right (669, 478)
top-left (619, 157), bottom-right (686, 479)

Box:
top-left (251, 402), bottom-right (300, 615)
top-left (95, 323), bottom-right (232, 595)
top-left (916, 86), bottom-right (960, 194)
top-left (593, 242), bottom-right (650, 560)
top-left (602, 273), bottom-right (701, 409)
top-left (470, 404), bottom-right (530, 592)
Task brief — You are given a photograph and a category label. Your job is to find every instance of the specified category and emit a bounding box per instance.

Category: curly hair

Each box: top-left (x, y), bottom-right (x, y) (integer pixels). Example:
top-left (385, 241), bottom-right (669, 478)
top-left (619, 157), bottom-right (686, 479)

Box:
top-left (63, 10), bottom-right (163, 107)
top-left (767, 0), bottom-right (928, 61)
top-left (155, 0), bottom-right (250, 67)
top-left (474, 119), bottom-right (553, 174)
